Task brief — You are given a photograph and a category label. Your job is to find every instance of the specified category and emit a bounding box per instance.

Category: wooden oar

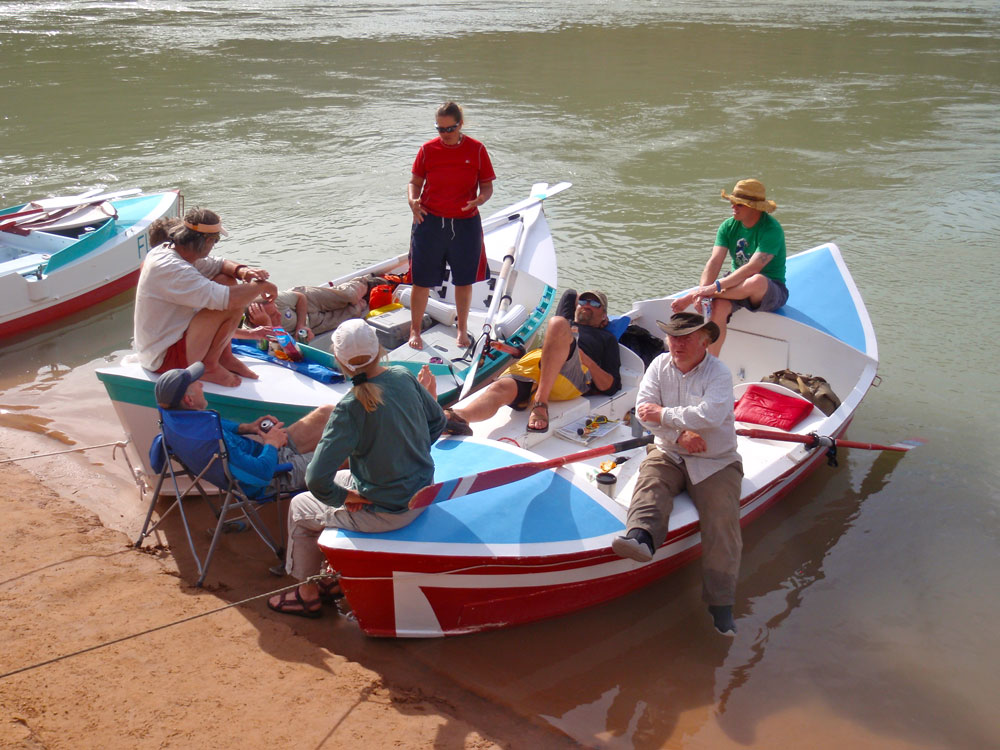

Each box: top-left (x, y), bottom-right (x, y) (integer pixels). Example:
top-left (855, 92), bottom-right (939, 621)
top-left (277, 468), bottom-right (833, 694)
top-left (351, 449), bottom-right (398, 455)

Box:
top-left (1, 188), bottom-right (142, 232)
top-left (457, 212), bottom-right (528, 400)
top-left (737, 428), bottom-right (922, 452)
top-left (480, 181), bottom-right (572, 233)
top-left (408, 434), bottom-right (654, 509)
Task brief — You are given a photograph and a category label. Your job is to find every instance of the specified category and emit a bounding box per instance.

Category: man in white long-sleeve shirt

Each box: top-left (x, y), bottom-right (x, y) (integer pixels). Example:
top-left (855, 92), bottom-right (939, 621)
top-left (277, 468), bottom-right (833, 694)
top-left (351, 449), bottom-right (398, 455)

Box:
top-left (612, 311), bottom-right (743, 635)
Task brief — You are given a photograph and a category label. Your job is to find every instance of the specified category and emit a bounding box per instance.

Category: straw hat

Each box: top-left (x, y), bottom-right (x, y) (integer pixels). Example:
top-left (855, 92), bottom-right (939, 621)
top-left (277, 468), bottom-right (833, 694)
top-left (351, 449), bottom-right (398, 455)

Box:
top-left (720, 179), bottom-right (777, 213)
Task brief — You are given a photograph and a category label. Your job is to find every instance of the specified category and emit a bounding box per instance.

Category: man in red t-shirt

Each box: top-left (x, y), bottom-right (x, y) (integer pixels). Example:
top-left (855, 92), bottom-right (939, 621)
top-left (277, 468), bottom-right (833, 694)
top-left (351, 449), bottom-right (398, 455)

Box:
top-left (406, 101), bottom-right (495, 349)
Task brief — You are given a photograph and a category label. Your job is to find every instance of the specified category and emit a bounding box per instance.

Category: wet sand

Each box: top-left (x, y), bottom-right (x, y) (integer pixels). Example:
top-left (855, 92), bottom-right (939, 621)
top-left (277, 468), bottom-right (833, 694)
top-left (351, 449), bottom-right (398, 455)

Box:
top-left (0, 449), bottom-right (579, 749)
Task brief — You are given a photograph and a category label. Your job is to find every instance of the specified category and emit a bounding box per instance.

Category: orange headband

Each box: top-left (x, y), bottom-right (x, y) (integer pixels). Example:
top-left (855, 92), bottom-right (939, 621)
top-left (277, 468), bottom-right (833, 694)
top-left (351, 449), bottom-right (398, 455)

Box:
top-left (183, 220), bottom-right (228, 236)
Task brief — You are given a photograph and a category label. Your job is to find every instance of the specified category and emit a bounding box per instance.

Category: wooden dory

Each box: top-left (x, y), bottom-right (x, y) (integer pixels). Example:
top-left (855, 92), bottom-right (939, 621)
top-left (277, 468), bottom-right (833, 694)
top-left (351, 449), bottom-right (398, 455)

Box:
top-left (96, 182), bottom-right (567, 480)
top-left (318, 243), bottom-right (880, 637)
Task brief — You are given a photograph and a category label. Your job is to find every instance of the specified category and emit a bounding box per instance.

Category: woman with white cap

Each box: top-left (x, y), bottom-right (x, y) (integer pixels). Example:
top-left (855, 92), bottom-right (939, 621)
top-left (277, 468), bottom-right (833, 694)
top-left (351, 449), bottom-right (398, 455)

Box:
top-left (267, 319), bottom-right (446, 618)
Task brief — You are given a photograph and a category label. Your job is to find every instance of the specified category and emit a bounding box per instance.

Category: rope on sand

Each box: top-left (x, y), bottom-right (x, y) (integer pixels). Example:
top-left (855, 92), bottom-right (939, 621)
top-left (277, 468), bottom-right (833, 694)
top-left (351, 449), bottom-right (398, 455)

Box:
top-left (0, 437), bottom-right (151, 496)
top-left (0, 573), bottom-right (337, 681)
top-left (0, 439), bottom-right (128, 465)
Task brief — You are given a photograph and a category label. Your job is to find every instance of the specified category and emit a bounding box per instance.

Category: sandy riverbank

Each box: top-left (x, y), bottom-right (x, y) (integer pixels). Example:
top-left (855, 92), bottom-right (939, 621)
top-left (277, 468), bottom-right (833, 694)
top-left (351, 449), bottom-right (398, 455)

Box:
top-left (0, 453), bottom-right (576, 749)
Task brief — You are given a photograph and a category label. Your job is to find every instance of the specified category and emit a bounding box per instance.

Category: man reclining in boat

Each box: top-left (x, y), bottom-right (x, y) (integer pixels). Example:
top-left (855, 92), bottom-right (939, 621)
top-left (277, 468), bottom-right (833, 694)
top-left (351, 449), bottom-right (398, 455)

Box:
top-left (670, 179), bottom-right (788, 356)
top-left (444, 289), bottom-right (621, 434)
top-left (134, 208), bottom-right (279, 387)
top-left (612, 312), bottom-right (743, 636)
top-left (238, 277), bottom-right (369, 343)
top-left (154, 362), bottom-right (333, 498)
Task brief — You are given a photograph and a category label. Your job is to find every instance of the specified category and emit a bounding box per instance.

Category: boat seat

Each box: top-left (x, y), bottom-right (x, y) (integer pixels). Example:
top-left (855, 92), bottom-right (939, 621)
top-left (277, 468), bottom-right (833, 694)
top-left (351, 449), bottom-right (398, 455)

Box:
top-left (0, 252), bottom-right (50, 278)
top-left (733, 381), bottom-right (826, 430)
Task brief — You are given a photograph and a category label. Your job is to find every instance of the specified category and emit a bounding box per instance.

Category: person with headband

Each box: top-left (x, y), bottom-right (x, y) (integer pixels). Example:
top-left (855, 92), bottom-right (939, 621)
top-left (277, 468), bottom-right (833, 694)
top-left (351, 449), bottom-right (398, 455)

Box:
top-left (670, 179), bottom-right (788, 356)
top-left (406, 100), bottom-right (495, 350)
top-left (134, 207), bottom-right (278, 386)
top-left (267, 319), bottom-right (446, 619)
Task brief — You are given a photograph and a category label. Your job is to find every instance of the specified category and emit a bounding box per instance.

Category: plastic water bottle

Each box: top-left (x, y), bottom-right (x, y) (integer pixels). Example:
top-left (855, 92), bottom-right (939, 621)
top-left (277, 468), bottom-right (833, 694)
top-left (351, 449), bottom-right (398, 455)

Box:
top-left (701, 296), bottom-right (713, 322)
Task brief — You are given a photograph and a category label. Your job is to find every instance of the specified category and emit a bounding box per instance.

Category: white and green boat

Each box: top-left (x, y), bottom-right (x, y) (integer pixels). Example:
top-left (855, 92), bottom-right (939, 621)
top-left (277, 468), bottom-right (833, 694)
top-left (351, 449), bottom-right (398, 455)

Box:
top-left (97, 182), bottom-right (567, 479)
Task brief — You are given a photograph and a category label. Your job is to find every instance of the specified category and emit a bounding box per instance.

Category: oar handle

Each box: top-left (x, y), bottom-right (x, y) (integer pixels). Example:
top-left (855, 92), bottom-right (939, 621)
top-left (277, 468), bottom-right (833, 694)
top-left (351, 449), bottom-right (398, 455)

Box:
top-left (539, 433), bottom-right (654, 470)
top-left (736, 428), bottom-right (911, 452)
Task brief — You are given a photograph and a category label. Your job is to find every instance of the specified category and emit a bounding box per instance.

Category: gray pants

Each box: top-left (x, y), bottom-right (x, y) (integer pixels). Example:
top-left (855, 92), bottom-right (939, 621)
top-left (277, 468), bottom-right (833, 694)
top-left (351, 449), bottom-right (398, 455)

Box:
top-left (285, 470), bottom-right (425, 581)
top-left (627, 446), bottom-right (743, 605)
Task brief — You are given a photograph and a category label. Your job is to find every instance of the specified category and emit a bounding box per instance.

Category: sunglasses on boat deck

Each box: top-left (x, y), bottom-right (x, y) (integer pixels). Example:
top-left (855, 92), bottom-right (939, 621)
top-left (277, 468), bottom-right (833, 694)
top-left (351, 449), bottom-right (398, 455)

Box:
top-left (435, 124), bottom-right (460, 133)
top-left (578, 298), bottom-right (603, 308)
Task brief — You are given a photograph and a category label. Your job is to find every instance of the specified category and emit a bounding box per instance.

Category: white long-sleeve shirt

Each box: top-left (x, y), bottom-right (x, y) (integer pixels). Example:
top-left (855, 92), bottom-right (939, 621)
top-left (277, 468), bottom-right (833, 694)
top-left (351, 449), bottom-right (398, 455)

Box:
top-left (636, 351), bottom-right (741, 484)
top-left (133, 244), bottom-right (229, 370)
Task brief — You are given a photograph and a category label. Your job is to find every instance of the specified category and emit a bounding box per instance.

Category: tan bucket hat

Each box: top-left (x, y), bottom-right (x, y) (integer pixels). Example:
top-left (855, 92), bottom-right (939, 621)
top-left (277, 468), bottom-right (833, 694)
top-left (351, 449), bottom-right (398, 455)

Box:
top-left (656, 312), bottom-right (720, 343)
top-left (721, 179), bottom-right (777, 213)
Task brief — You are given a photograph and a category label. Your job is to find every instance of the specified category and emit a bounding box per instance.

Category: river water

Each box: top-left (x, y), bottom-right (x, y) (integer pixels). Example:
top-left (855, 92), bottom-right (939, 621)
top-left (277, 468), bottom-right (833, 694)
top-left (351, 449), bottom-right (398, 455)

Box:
top-left (2, 1), bottom-right (998, 747)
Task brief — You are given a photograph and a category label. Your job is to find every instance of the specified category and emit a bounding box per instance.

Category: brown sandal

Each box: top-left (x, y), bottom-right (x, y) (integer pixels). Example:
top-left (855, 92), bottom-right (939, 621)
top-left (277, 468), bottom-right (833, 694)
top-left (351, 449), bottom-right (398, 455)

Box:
top-left (527, 401), bottom-right (549, 433)
top-left (443, 408), bottom-right (473, 436)
top-left (267, 587), bottom-right (322, 619)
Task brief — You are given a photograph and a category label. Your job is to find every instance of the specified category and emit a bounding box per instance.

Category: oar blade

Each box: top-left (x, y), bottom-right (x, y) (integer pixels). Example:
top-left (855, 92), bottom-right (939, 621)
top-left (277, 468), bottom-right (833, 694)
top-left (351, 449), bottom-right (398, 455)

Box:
top-left (889, 438), bottom-right (926, 452)
top-left (409, 462), bottom-right (544, 509)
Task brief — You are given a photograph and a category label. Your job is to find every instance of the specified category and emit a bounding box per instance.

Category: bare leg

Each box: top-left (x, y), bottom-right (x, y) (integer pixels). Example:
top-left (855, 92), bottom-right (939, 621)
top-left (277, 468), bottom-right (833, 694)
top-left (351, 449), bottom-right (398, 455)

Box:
top-left (454, 284), bottom-right (472, 348)
top-left (286, 405), bottom-right (334, 454)
top-left (708, 274), bottom-right (768, 356)
top-left (451, 378), bottom-right (518, 423)
top-left (185, 308), bottom-right (245, 386)
top-left (707, 298), bottom-right (732, 358)
top-left (533, 316), bottom-right (574, 404)
top-left (409, 285), bottom-right (430, 349)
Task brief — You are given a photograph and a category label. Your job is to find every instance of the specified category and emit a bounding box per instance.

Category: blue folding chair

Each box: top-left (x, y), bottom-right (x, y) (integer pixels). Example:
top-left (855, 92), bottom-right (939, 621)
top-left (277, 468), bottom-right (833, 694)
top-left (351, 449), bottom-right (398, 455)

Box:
top-left (135, 407), bottom-right (292, 587)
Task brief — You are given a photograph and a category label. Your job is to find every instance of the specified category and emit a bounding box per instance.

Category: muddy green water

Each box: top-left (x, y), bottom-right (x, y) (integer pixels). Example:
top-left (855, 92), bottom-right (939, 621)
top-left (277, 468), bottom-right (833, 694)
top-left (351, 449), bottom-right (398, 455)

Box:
top-left (1, 2), bottom-right (997, 747)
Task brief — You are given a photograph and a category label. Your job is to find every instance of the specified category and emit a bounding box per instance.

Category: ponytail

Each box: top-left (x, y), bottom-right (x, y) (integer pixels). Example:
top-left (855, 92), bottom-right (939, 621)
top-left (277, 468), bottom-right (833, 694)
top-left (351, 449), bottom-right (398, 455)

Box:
top-left (336, 349), bottom-right (386, 413)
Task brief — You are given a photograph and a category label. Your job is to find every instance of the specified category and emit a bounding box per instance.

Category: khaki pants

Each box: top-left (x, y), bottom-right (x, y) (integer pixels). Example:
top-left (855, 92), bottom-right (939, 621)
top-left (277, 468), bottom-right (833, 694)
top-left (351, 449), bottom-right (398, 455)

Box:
top-left (627, 446), bottom-right (743, 606)
top-left (285, 470), bottom-right (425, 581)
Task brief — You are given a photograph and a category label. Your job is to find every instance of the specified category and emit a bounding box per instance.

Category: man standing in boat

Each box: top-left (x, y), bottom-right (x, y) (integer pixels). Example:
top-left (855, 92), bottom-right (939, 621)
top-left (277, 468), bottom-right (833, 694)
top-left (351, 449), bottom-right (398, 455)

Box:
top-left (612, 312), bottom-right (743, 636)
top-left (444, 289), bottom-right (620, 434)
top-left (134, 208), bottom-right (278, 387)
top-left (671, 179), bottom-right (787, 355)
top-left (407, 101), bottom-right (495, 351)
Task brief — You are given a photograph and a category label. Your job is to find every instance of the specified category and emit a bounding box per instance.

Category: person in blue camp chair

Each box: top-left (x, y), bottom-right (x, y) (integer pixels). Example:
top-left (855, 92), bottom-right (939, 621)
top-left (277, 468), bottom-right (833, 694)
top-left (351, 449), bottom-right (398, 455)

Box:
top-left (267, 319), bottom-right (445, 619)
top-left (444, 289), bottom-right (621, 434)
top-left (154, 362), bottom-right (333, 498)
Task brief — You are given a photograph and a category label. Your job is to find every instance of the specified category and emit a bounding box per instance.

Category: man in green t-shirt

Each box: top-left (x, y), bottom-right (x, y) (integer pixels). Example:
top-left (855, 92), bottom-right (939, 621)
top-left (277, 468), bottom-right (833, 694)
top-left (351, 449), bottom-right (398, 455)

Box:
top-left (672, 179), bottom-right (788, 355)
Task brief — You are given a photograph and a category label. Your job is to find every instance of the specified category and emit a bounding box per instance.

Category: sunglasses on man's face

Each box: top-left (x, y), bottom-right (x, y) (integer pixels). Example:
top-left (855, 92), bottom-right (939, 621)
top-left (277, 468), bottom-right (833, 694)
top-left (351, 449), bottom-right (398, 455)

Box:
top-left (578, 298), bottom-right (602, 308)
top-left (435, 123), bottom-right (460, 133)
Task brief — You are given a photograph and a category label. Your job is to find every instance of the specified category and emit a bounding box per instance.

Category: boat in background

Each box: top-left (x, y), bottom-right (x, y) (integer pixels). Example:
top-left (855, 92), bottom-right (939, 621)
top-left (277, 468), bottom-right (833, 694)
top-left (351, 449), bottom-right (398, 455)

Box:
top-left (0, 189), bottom-right (181, 339)
top-left (318, 242), bottom-right (883, 637)
top-left (97, 182), bottom-right (568, 481)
